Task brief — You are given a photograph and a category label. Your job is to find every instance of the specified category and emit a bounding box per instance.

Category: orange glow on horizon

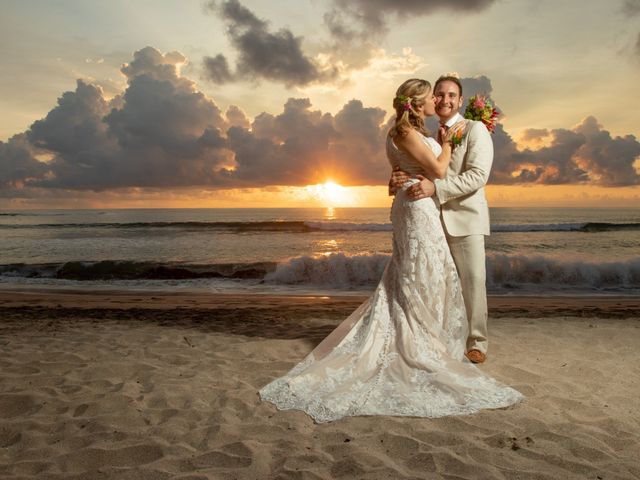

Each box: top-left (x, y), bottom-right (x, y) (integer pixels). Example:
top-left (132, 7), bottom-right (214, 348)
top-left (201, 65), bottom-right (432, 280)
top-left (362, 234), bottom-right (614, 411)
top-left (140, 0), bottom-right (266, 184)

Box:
top-left (1, 184), bottom-right (639, 209)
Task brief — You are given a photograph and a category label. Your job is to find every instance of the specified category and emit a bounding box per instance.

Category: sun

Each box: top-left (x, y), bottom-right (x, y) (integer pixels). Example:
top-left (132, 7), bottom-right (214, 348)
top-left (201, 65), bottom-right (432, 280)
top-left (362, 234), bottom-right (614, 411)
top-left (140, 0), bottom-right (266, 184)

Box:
top-left (305, 181), bottom-right (354, 207)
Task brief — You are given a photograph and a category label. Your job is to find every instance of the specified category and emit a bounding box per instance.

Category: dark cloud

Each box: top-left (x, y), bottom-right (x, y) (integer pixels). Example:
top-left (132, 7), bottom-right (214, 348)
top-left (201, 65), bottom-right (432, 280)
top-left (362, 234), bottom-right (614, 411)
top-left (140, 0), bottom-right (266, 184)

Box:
top-left (457, 75), bottom-right (494, 99)
top-left (323, 8), bottom-right (361, 42)
top-left (321, 0), bottom-right (496, 73)
top-left (0, 134), bottom-right (48, 189)
top-left (209, 0), bottom-right (265, 29)
top-left (223, 97), bottom-right (388, 187)
top-left (491, 117), bottom-right (640, 186)
top-left (490, 123), bottom-right (589, 185)
top-left (204, 0), bottom-right (335, 87)
top-left (25, 80), bottom-right (116, 189)
top-left (203, 54), bottom-right (234, 83)
top-left (622, 0), bottom-right (640, 16)
top-left (572, 116), bottom-right (640, 186)
top-left (225, 105), bottom-right (250, 129)
top-left (120, 47), bottom-right (191, 89)
top-left (28, 80), bottom-right (112, 156)
top-left (326, 0), bottom-right (495, 41)
top-left (11, 47), bottom-right (232, 190)
top-left (0, 47), bottom-right (388, 192)
top-left (201, 0), bottom-right (494, 88)
top-left (1, 63), bottom-right (638, 196)
top-left (520, 128), bottom-right (550, 141)
top-left (621, 1), bottom-right (640, 58)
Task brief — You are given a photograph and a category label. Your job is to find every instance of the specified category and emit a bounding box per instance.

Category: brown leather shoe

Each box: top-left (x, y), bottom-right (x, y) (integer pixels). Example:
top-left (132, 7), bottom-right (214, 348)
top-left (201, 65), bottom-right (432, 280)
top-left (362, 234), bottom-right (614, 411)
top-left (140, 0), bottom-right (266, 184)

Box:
top-left (466, 349), bottom-right (486, 364)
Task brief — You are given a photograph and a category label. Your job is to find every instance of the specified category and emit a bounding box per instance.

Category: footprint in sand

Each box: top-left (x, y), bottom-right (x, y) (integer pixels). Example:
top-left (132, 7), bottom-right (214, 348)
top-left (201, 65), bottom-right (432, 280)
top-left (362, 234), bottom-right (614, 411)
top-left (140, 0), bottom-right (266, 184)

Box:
top-left (0, 394), bottom-right (42, 418)
top-left (73, 403), bottom-right (89, 417)
top-left (60, 444), bottom-right (164, 471)
top-left (0, 427), bottom-right (22, 447)
top-left (192, 442), bottom-right (253, 469)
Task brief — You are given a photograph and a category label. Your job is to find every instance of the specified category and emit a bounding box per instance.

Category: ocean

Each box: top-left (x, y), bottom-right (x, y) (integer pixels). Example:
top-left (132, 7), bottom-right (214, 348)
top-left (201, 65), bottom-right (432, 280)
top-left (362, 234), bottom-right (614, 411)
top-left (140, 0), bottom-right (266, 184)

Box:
top-left (1, 207), bottom-right (639, 296)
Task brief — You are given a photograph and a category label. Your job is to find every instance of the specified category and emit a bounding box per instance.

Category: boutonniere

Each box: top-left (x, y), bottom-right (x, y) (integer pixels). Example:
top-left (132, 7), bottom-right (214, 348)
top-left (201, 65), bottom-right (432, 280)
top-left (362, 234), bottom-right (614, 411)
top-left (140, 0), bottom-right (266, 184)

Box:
top-left (450, 128), bottom-right (465, 147)
top-left (464, 94), bottom-right (500, 133)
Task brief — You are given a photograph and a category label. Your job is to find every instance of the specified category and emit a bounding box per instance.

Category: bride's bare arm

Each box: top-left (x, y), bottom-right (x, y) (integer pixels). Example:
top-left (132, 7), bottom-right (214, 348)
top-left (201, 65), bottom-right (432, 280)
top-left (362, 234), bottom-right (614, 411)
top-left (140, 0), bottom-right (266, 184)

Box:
top-left (392, 122), bottom-right (464, 179)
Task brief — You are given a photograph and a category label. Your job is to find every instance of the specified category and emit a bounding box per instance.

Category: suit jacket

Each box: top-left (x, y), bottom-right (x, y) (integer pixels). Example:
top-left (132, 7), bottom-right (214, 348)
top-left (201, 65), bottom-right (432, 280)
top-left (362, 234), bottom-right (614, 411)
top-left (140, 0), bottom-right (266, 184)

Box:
top-left (434, 119), bottom-right (493, 237)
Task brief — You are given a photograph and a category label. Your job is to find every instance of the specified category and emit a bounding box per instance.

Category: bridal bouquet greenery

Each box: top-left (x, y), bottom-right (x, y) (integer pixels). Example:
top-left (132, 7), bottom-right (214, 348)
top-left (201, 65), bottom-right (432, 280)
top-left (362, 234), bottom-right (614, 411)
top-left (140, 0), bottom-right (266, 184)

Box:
top-left (464, 94), bottom-right (500, 133)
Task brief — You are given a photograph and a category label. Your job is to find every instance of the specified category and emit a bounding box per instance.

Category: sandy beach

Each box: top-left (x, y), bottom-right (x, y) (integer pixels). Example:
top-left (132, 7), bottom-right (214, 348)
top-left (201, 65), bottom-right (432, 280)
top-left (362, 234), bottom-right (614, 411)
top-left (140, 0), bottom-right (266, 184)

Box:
top-left (0, 289), bottom-right (639, 479)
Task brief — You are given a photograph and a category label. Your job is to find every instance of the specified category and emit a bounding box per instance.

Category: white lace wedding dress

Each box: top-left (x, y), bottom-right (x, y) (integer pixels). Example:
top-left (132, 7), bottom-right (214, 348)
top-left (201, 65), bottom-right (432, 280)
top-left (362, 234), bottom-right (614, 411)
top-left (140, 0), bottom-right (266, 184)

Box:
top-left (259, 133), bottom-right (523, 423)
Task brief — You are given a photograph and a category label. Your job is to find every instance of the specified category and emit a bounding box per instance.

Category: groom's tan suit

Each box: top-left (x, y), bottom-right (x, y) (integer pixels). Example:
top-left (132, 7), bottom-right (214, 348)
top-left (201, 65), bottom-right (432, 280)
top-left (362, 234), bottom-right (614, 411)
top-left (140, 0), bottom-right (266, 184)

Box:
top-left (434, 112), bottom-right (493, 354)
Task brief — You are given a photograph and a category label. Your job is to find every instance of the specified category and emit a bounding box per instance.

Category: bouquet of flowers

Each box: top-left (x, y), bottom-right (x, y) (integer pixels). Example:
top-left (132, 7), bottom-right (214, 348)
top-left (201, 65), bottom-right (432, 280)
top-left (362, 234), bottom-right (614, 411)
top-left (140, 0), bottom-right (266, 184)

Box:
top-left (463, 94), bottom-right (500, 133)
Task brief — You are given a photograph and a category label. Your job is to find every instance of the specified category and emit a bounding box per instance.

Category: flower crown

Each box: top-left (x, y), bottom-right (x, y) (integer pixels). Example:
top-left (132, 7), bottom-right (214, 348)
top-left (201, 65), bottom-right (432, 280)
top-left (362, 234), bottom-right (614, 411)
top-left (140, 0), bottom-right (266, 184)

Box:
top-left (395, 94), bottom-right (412, 111)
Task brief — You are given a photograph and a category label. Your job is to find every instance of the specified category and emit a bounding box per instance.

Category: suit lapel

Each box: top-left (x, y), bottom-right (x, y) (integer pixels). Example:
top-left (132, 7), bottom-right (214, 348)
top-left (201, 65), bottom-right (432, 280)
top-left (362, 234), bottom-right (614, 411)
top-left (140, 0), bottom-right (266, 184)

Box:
top-left (449, 122), bottom-right (469, 174)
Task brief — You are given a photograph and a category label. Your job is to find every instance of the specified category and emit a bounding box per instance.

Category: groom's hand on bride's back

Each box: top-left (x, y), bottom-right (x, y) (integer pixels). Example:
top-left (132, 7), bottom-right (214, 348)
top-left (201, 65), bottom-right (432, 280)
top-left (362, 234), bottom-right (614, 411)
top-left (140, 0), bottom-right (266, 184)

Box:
top-left (407, 175), bottom-right (435, 201)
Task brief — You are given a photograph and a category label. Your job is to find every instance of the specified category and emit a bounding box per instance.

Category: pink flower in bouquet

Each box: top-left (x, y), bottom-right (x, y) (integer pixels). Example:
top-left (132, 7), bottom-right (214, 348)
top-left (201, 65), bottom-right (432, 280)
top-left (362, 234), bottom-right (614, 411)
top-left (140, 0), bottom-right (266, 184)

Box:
top-left (463, 94), bottom-right (500, 135)
top-left (473, 96), bottom-right (486, 110)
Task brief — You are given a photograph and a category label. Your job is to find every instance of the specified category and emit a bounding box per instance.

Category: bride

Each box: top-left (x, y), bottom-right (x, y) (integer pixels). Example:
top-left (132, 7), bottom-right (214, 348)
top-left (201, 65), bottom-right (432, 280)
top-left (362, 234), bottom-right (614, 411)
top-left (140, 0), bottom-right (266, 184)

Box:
top-left (259, 79), bottom-right (523, 423)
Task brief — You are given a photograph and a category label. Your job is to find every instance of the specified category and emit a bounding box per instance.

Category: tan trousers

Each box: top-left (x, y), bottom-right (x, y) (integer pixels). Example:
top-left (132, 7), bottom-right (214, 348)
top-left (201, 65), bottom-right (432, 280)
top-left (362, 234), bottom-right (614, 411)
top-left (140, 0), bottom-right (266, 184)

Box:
top-left (445, 233), bottom-right (488, 354)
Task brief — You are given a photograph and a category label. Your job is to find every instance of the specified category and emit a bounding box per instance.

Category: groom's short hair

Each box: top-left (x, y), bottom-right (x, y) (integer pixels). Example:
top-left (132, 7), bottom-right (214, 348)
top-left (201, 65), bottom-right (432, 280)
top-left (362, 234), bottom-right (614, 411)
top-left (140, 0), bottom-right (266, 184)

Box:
top-left (434, 75), bottom-right (463, 96)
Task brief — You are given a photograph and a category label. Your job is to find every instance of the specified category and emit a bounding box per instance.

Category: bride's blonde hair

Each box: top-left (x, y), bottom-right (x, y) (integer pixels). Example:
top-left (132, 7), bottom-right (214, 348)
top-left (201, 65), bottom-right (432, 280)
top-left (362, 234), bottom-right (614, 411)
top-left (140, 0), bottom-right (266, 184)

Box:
top-left (389, 78), bottom-right (431, 138)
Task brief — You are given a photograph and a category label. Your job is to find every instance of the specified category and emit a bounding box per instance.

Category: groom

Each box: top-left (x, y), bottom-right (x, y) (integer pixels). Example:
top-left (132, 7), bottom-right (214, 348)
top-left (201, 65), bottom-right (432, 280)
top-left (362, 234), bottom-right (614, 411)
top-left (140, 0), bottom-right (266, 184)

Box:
top-left (390, 74), bottom-right (494, 364)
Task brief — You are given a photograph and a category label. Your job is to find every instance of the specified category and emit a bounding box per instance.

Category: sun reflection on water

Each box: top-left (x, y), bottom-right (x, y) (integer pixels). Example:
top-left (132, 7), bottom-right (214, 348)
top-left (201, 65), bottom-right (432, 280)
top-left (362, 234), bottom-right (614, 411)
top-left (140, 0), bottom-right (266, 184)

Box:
top-left (324, 206), bottom-right (336, 219)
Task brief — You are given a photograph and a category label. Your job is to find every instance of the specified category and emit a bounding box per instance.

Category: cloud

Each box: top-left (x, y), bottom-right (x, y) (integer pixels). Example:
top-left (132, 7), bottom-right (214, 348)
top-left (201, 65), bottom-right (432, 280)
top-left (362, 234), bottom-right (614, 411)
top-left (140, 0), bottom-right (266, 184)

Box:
top-left (325, 0), bottom-right (496, 40)
top-left (223, 97), bottom-right (389, 187)
top-left (0, 134), bottom-right (48, 189)
top-left (225, 105), bottom-right (250, 129)
top-left (621, 1), bottom-right (640, 58)
top-left (202, 0), bottom-right (435, 89)
top-left (520, 128), bottom-right (550, 141)
top-left (622, 0), bottom-right (640, 16)
top-left (25, 80), bottom-right (116, 190)
top-left (203, 54), bottom-right (234, 83)
top-left (319, 0), bottom-right (496, 74)
top-left (491, 117), bottom-right (640, 186)
top-left (2, 60), bottom-right (638, 196)
top-left (203, 0), bottom-right (336, 87)
top-left (120, 47), bottom-right (187, 82)
top-left (0, 47), bottom-right (390, 192)
top-left (14, 47), bottom-right (233, 190)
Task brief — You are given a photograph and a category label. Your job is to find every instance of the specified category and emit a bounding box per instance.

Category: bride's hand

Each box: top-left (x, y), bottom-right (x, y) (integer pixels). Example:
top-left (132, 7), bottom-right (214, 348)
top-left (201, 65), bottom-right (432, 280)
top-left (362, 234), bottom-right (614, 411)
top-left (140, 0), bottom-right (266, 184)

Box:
top-left (444, 120), bottom-right (466, 143)
top-left (391, 167), bottom-right (411, 189)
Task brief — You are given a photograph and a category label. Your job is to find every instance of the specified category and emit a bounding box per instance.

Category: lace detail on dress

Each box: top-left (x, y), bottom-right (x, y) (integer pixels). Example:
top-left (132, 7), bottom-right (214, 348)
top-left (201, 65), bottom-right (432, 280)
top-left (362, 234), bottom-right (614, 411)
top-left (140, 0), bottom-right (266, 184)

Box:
top-left (259, 133), bottom-right (523, 423)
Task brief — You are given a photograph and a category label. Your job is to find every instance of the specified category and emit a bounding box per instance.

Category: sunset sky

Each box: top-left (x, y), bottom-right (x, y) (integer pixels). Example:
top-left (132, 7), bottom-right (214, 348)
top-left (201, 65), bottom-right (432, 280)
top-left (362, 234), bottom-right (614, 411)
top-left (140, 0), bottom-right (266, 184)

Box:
top-left (1, 0), bottom-right (639, 208)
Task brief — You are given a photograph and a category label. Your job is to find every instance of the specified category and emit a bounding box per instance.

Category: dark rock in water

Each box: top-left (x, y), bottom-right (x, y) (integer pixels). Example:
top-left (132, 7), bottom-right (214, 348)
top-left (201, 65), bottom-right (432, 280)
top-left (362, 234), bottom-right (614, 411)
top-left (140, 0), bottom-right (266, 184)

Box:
top-left (54, 260), bottom-right (274, 281)
top-left (230, 268), bottom-right (268, 279)
top-left (56, 261), bottom-right (141, 280)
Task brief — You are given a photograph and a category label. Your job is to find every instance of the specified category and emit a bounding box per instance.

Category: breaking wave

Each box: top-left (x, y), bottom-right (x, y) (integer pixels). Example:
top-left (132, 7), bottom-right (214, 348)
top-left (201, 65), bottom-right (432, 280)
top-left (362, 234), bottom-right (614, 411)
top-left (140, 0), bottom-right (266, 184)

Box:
top-left (2, 254), bottom-right (639, 293)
